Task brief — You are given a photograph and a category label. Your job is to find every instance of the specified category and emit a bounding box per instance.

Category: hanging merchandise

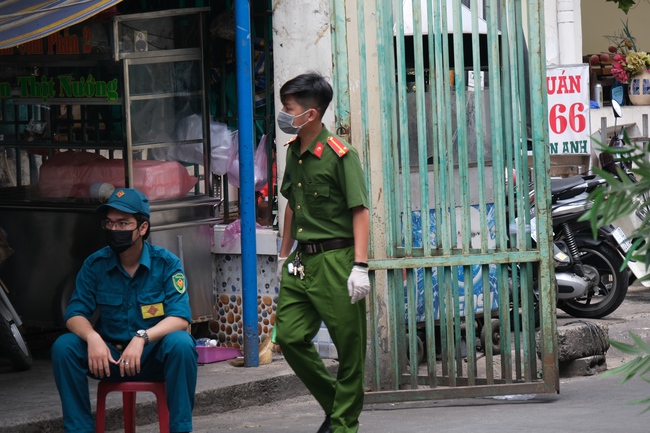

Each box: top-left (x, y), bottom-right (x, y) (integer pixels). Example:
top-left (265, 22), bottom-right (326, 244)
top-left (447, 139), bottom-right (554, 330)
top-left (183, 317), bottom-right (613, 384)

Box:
top-left (226, 133), bottom-right (268, 190)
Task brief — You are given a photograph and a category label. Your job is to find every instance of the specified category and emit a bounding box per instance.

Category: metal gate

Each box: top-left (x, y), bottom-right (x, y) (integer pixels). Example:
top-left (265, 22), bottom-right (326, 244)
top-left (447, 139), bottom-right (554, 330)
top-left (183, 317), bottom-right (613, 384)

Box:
top-left (330, 0), bottom-right (558, 401)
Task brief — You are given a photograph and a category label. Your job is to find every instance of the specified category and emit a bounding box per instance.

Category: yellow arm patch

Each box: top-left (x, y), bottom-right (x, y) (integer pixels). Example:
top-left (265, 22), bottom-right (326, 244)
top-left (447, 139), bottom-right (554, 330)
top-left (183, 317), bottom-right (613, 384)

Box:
top-left (141, 302), bottom-right (165, 319)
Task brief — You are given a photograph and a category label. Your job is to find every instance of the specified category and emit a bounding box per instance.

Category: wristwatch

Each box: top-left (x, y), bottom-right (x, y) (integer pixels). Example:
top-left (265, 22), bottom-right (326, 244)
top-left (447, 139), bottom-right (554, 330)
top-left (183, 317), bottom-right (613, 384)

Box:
top-left (135, 329), bottom-right (149, 345)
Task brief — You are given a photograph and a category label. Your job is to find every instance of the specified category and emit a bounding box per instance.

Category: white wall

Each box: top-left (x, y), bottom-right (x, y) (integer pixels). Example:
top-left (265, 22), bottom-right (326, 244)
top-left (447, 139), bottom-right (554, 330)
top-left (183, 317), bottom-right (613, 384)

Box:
top-left (272, 0), bottom-right (336, 238)
top-left (582, 2), bottom-right (650, 56)
top-left (545, 0), bottom-right (583, 66)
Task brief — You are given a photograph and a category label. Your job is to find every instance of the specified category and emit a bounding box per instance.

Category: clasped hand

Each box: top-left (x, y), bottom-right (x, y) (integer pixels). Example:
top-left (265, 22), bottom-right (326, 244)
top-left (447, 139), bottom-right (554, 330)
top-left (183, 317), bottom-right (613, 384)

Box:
top-left (86, 334), bottom-right (144, 378)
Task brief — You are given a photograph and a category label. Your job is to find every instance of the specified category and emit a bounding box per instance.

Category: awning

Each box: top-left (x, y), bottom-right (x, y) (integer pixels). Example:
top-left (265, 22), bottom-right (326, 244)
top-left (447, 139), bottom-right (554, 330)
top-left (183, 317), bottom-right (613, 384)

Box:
top-left (0, 0), bottom-right (122, 49)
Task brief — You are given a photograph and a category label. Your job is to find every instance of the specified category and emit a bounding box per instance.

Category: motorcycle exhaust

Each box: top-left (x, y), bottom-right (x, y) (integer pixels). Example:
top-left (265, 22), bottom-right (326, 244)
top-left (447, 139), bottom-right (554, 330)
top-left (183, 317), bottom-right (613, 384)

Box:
top-left (556, 273), bottom-right (589, 299)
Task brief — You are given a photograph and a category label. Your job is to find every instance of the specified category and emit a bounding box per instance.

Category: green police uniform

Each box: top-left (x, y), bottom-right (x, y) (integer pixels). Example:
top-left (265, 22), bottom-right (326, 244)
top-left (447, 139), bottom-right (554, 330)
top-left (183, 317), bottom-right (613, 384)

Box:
top-left (276, 126), bottom-right (368, 433)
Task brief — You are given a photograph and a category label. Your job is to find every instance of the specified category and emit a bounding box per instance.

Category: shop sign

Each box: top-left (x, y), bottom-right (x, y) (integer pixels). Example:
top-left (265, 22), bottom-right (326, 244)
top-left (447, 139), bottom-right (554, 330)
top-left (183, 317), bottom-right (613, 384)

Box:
top-left (547, 65), bottom-right (590, 154)
top-left (0, 75), bottom-right (119, 103)
top-left (0, 27), bottom-right (93, 56)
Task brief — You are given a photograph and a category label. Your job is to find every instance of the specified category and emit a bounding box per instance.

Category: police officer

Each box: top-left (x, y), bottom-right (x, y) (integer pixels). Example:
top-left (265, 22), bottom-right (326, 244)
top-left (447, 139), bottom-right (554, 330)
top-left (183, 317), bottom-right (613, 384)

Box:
top-left (275, 73), bottom-right (371, 433)
top-left (51, 188), bottom-right (197, 433)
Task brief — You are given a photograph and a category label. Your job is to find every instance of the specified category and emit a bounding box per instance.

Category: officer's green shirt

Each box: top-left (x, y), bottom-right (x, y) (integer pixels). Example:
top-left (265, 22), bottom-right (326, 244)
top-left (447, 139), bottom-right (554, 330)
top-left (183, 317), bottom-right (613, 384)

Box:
top-left (280, 126), bottom-right (368, 242)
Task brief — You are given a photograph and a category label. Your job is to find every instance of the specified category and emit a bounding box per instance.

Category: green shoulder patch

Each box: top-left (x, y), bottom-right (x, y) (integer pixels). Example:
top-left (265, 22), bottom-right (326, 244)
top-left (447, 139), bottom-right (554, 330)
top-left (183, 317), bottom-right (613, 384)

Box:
top-left (172, 273), bottom-right (187, 294)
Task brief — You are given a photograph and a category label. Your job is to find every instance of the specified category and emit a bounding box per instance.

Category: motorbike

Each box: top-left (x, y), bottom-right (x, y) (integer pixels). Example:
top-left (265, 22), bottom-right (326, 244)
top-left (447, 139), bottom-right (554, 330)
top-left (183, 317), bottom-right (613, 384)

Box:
top-left (597, 99), bottom-right (650, 287)
top-left (0, 227), bottom-right (32, 371)
top-left (512, 169), bottom-right (629, 319)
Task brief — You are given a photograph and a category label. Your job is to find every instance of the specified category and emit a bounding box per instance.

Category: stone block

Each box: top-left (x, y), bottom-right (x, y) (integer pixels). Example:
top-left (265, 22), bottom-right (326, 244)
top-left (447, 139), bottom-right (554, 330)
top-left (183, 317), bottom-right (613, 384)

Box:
top-left (559, 355), bottom-right (607, 377)
top-left (536, 321), bottom-right (609, 362)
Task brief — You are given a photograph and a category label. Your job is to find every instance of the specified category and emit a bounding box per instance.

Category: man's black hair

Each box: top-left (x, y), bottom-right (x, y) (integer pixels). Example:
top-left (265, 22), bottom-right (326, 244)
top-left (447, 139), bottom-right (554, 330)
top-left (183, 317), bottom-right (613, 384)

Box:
top-left (135, 213), bottom-right (151, 240)
top-left (279, 72), bottom-right (333, 118)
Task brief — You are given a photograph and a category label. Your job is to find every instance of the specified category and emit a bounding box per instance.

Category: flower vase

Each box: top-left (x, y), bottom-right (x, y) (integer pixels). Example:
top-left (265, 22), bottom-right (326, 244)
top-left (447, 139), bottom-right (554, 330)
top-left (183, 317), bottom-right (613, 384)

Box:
top-left (628, 69), bottom-right (650, 105)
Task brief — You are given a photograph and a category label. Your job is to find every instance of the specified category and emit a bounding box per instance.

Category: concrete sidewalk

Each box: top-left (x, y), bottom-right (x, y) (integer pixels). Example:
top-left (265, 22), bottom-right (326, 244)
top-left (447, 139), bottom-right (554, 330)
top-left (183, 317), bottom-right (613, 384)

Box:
top-left (0, 353), bottom-right (328, 433)
top-left (1, 283), bottom-right (649, 433)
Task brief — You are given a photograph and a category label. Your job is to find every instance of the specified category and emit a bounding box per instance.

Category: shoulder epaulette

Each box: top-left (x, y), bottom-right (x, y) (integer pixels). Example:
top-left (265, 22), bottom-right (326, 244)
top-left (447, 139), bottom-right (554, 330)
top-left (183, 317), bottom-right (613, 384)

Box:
top-left (284, 136), bottom-right (297, 146)
top-left (326, 136), bottom-right (349, 157)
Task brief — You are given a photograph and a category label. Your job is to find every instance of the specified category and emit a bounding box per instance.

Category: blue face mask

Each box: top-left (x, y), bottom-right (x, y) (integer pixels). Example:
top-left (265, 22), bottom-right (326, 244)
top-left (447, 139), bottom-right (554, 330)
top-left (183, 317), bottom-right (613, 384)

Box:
top-left (277, 109), bottom-right (311, 134)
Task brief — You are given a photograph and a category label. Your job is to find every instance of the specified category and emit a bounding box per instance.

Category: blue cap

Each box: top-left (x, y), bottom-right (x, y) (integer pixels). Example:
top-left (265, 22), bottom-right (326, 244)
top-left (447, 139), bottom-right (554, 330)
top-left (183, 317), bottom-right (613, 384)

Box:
top-left (96, 188), bottom-right (150, 218)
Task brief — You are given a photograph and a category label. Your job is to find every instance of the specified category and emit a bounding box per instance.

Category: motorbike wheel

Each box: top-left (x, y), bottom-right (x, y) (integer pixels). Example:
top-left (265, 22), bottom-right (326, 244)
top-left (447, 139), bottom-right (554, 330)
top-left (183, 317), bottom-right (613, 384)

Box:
top-left (558, 242), bottom-right (628, 319)
top-left (0, 279), bottom-right (32, 371)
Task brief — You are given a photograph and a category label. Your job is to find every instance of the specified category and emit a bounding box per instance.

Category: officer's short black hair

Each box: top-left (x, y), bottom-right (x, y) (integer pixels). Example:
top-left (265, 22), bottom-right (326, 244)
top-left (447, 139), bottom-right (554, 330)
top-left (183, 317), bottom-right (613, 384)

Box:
top-left (135, 213), bottom-right (151, 240)
top-left (279, 72), bottom-right (333, 118)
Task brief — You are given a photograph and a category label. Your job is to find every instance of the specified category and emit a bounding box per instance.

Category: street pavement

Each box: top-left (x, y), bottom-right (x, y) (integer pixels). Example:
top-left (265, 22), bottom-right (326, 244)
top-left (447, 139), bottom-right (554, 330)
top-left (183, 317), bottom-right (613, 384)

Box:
top-left (1, 283), bottom-right (650, 433)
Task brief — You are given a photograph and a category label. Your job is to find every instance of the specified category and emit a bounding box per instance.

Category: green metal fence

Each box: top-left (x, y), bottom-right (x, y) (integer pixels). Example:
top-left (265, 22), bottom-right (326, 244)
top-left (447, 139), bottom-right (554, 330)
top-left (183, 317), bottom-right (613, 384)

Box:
top-left (331, 0), bottom-right (558, 402)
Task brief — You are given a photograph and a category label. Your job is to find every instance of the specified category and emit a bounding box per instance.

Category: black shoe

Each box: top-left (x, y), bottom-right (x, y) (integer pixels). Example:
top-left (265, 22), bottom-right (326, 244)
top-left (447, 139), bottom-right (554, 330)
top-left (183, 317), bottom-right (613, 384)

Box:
top-left (316, 415), bottom-right (331, 433)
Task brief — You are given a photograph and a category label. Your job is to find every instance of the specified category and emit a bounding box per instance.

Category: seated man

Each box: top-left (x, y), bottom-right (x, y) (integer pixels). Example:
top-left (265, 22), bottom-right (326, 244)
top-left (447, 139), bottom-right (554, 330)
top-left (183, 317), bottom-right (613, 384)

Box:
top-left (51, 188), bottom-right (197, 433)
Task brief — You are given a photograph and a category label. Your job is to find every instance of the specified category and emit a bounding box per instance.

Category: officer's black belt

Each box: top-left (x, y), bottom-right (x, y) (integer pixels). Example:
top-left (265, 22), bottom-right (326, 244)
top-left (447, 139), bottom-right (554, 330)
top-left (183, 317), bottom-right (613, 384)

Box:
top-left (298, 238), bottom-right (354, 254)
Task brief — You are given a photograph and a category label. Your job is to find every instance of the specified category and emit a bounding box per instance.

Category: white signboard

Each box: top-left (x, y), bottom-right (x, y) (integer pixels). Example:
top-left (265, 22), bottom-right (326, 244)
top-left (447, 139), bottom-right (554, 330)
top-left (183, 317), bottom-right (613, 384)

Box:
top-left (546, 65), bottom-right (591, 154)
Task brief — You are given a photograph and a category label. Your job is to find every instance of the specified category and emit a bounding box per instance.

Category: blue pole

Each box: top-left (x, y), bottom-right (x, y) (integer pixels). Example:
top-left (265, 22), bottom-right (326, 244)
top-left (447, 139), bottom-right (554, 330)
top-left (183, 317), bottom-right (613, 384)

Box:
top-left (235, 0), bottom-right (259, 367)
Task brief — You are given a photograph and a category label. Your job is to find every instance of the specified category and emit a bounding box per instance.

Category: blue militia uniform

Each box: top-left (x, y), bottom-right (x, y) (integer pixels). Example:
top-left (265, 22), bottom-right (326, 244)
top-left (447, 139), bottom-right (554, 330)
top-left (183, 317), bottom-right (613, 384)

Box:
top-left (51, 242), bottom-right (197, 433)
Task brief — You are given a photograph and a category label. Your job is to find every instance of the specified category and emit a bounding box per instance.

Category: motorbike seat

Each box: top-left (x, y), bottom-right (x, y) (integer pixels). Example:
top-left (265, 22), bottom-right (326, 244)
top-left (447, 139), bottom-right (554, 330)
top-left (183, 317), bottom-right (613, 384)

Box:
top-left (550, 176), bottom-right (591, 195)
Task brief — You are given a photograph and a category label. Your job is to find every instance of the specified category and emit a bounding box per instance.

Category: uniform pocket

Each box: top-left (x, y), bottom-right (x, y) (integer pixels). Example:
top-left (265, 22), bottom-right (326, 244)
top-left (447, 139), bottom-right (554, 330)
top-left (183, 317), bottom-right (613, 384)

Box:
top-left (137, 290), bottom-right (166, 320)
top-left (96, 291), bottom-right (124, 326)
top-left (305, 184), bottom-right (332, 218)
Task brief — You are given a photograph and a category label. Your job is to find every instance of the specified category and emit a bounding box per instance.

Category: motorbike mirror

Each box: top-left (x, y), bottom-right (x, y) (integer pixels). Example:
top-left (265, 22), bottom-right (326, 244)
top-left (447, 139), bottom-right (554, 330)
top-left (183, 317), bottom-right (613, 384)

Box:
top-left (612, 99), bottom-right (623, 119)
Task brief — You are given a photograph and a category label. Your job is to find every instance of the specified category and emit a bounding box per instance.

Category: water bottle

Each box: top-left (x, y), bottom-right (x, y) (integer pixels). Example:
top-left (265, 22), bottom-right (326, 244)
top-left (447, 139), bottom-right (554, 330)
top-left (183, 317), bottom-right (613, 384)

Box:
top-left (595, 83), bottom-right (603, 108)
top-left (196, 338), bottom-right (217, 347)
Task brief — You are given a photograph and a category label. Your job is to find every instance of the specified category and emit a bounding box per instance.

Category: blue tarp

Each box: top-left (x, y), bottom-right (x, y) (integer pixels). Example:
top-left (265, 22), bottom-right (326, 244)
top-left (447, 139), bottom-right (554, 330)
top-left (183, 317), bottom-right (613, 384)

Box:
top-left (0, 0), bottom-right (121, 49)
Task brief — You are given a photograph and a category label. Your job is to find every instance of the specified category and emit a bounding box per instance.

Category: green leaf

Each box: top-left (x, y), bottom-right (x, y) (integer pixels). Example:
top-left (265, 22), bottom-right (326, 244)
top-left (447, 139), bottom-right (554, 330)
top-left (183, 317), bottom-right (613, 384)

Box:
top-left (630, 333), bottom-right (650, 354)
top-left (608, 338), bottom-right (644, 355)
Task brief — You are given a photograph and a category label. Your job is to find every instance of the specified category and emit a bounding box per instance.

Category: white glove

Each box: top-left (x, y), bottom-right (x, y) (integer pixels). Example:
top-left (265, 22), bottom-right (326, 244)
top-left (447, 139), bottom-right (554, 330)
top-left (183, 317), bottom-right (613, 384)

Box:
top-left (347, 265), bottom-right (370, 304)
top-left (277, 257), bottom-right (287, 284)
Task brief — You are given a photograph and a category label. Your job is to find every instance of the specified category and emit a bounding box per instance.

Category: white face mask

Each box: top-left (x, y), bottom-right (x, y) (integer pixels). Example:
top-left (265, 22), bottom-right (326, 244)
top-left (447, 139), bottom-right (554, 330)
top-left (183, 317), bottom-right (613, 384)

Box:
top-left (277, 109), bottom-right (311, 134)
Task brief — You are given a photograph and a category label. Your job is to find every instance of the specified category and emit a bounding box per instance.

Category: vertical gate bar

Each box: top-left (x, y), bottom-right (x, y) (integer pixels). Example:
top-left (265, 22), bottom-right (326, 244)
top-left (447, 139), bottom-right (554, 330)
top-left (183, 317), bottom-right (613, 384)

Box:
top-left (393, 0), bottom-right (413, 256)
top-left (451, 0), bottom-right (472, 255)
top-left (442, 0), bottom-right (457, 254)
top-left (388, 268), bottom-right (404, 390)
top-left (423, 266), bottom-right (437, 387)
top-left (481, 264), bottom-right (494, 384)
top-left (355, 0), bottom-right (372, 238)
top-left (377, 0), bottom-right (398, 259)
top-left (464, 265), bottom-right (477, 385)
top-left (514, 0), bottom-right (537, 383)
top-left (498, 265), bottom-right (512, 382)
top-left (406, 268), bottom-right (419, 388)
top-left (330, 0), bottom-right (351, 132)
top-left (425, 0), bottom-right (440, 258)
top-left (375, 0), bottom-right (399, 390)
top-left (410, 1), bottom-right (432, 382)
top-left (470, 0), bottom-right (489, 255)
top-left (433, 0), bottom-right (453, 257)
top-left (485, 0), bottom-right (508, 384)
top-left (443, 267), bottom-right (456, 385)
top-left (450, 1), bottom-right (472, 383)
top-left (453, 267), bottom-right (463, 378)
top-left (352, 0), bottom-right (383, 391)
top-left (527, 0), bottom-right (557, 387)
top-left (369, 270), bottom-right (381, 391)
top-left (499, 0), bottom-right (521, 382)
top-left (411, 0), bottom-right (431, 255)
top-left (429, 0), bottom-right (448, 381)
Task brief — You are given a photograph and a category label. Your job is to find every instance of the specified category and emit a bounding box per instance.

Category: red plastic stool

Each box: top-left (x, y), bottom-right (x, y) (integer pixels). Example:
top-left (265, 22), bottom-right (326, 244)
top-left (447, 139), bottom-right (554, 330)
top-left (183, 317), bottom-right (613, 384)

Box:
top-left (95, 381), bottom-right (169, 433)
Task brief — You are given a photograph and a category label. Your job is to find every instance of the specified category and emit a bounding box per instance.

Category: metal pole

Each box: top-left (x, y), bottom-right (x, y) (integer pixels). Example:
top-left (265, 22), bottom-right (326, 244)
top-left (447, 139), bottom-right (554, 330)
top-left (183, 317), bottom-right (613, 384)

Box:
top-left (235, 0), bottom-right (259, 367)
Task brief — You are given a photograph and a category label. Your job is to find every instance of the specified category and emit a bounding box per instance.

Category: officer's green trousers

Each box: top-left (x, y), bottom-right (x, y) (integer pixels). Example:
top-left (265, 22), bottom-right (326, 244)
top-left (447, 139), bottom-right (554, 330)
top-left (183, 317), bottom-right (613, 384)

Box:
top-left (276, 246), bottom-right (367, 433)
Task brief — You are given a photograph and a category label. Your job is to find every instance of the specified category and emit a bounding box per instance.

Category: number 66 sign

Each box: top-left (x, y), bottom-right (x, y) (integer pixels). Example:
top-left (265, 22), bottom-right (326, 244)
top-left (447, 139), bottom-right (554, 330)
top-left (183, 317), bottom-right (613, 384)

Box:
top-left (546, 65), bottom-right (591, 155)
